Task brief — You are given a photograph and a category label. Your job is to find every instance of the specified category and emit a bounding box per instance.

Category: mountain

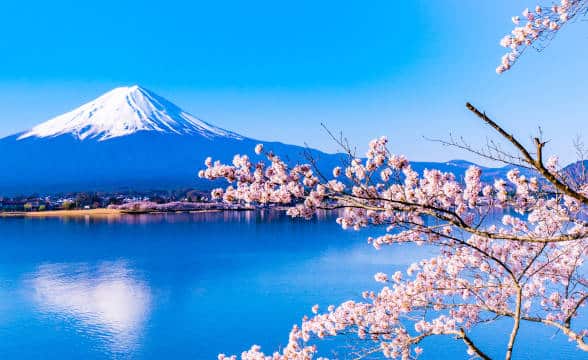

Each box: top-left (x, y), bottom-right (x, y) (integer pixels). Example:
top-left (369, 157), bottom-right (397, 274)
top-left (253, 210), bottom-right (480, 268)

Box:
top-left (17, 85), bottom-right (241, 141)
top-left (563, 160), bottom-right (587, 182)
top-left (0, 86), bottom-right (345, 195)
top-left (0, 85), bottom-right (514, 196)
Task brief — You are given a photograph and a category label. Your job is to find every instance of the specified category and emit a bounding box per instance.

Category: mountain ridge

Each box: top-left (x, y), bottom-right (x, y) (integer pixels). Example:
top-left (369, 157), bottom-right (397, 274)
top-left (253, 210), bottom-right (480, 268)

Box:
top-left (0, 86), bottom-right (565, 196)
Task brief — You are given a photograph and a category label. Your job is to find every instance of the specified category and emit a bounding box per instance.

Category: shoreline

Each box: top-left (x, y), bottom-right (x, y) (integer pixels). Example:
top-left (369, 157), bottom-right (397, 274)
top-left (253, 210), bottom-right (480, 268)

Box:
top-left (0, 208), bottom-right (123, 218)
top-left (0, 207), bottom-right (257, 218)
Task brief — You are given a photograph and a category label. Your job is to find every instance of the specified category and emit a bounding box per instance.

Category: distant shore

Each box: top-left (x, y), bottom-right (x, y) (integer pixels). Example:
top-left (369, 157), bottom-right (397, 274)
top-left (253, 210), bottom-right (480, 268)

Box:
top-left (0, 208), bottom-right (123, 218)
top-left (0, 206), bottom-right (258, 218)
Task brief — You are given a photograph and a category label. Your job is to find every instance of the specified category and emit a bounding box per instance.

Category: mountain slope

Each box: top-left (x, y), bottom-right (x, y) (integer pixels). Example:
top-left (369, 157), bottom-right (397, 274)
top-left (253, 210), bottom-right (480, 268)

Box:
top-left (0, 131), bottom-right (345, 194)
top-left (0, 85), bottom-right (518, 195)
top-left (0, 85), bottom-right (346, 194)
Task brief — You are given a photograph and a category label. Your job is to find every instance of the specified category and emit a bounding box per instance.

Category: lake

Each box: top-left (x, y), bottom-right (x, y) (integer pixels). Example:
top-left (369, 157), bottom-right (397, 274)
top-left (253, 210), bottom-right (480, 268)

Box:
top-left (0, 211), bottom-right (585, 359)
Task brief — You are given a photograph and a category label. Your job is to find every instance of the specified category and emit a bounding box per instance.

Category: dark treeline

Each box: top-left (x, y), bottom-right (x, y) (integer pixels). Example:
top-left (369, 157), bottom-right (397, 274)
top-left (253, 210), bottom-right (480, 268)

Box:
top-left (0, 188), bottom-right (210, 212)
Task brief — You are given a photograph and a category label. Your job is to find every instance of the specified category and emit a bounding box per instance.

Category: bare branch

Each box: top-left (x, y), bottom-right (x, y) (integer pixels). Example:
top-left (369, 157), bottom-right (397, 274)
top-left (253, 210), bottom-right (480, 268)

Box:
top-left (466, 102), bottom-right (588, 205)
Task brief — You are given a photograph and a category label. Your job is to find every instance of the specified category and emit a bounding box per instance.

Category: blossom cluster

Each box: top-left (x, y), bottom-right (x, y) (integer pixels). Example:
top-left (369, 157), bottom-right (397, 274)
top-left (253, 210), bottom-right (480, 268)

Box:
top-left (202, 139), bottom-right (587, 359)
top-left (497, 0), bottom-right (587, 73)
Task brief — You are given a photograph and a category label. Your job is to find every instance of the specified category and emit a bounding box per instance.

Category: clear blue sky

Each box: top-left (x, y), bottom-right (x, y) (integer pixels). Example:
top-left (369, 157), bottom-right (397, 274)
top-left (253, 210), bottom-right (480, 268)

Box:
top-left (0, 0), bottom-right (586, 165)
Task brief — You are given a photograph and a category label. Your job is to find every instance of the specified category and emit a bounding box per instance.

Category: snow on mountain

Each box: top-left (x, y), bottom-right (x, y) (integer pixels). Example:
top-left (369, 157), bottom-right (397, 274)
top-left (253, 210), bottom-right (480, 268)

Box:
top-left (18, 85), bottom-right (243, 141)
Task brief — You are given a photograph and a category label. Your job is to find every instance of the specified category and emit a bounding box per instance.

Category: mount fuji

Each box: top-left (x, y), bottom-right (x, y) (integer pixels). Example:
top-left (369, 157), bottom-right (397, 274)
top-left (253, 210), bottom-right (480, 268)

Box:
top-left (0, 86), bottom-right (346, 194)
top-left (17, 85), bottom-right (242, 142)
top-left (0, 85), bottom-right (512, 195)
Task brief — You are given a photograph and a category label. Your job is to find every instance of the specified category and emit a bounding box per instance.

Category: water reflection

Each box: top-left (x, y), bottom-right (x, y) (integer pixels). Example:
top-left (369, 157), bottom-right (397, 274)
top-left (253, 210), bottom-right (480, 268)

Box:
top-left (27, 261), bottom-right (151, 353)
top-left (0, 211), bottom-right (583, 359)
top-left (47, 209), bottom-right (339, 226)
top-left (113, 210), bottom-right (291, 224)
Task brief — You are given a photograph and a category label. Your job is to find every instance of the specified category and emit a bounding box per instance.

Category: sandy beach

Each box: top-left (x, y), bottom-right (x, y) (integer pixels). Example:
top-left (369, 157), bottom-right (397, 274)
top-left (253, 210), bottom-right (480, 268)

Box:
top-left (0, 208), bottom-right (122, 218)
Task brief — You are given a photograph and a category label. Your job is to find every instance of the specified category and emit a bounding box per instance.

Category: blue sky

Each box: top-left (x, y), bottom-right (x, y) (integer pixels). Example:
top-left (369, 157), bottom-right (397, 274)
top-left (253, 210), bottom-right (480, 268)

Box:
top-left (0, 0), bottom-right (586, 164)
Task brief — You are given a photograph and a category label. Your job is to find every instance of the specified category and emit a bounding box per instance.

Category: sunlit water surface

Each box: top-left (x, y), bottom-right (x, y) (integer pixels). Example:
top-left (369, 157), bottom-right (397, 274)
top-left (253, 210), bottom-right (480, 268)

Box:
top-left (0, 211), bottom-right (585, 359)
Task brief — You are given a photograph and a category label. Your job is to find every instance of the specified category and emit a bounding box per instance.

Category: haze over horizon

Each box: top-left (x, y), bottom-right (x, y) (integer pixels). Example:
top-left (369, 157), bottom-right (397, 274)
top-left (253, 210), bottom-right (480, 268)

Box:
top-left (0, 0), bottom-right (586, 165)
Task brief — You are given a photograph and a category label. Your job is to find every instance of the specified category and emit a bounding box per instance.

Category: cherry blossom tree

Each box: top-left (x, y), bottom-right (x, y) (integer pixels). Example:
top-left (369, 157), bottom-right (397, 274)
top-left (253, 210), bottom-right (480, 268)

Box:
top-left (201, 104), bottom-right (587, 359)
top-left (197, 3), bottom-right (588, 358)
top-left (497, 0), bottom-right (588, 73)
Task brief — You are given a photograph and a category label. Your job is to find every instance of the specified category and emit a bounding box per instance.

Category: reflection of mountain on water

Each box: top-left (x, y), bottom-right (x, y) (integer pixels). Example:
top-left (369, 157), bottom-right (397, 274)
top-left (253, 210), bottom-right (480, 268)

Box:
top-left (27, 261), bottom-right (151, 353)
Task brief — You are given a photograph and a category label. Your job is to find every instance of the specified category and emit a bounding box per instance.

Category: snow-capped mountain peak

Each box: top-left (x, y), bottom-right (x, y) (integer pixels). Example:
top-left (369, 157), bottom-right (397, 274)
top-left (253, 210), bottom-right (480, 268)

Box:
top-left (18, 85), bottom-right (243, 141)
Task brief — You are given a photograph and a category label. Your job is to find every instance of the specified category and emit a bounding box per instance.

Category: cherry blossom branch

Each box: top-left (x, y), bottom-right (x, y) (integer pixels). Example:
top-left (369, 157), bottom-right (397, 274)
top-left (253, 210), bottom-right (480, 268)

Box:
top-left (331, 193), bottom-right (587, 243)
top-left (362, 326), bottom-right (492, 360)
top-left (505, 286), bottom-right (522, 360)
top-left (523, 316), bottom-right (588, 351)
top-left (497, 1), bottom-right (588, 73)
top-left (425, 134), bottom-right (533, 169)
top-left (485, 304), bottom-right (588, 352)
top-left (466, 102), bottom-right (588, 206)
top-left (406, 329), bottom-right (492, 360)
top-left (565, 293), bottom-right (588, 326)
top-left (449, 329), bottom-right (492, 360)
top-left (203, 129), bottom-right (586, 359)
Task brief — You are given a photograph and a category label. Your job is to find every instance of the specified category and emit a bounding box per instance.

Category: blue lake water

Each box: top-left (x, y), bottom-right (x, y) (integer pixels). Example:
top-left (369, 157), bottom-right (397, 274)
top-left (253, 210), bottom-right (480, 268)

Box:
top-left (0, 211), bottom-right (585, 359)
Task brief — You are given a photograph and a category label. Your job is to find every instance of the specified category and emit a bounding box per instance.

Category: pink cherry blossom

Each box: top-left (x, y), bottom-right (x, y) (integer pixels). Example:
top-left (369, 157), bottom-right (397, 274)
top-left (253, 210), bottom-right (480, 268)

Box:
top-left (374, 272), bottom-right (388, 283)
top-left (202, 132), bottom-right (587, 359)
top-left (497, 1), bottom-right (587, 73)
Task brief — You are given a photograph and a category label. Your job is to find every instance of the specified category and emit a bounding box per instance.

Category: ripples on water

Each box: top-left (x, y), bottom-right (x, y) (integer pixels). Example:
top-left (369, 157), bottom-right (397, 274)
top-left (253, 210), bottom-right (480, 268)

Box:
top-left (0, 211), bottom-right (585, 359)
